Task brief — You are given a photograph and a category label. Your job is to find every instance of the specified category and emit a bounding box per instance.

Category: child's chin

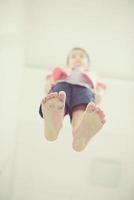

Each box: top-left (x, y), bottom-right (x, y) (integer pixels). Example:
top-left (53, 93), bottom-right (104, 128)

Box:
top-left (73, 64), bottom-right (82, 68)
top-left (75, 63), bottom-right (81, 66)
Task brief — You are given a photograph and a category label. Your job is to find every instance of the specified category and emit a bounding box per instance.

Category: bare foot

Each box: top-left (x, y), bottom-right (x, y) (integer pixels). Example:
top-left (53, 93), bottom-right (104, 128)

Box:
top-left (42, 91), bottom-right (66, 141)
top-left (72, 102), bottom-right (106, 152)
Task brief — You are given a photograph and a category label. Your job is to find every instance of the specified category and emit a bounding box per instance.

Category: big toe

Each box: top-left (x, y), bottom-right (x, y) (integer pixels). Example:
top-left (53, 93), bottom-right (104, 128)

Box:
top-left (59, 91), bottom-right (66, 101)
top-left (86, 102), bottom-right (96, 112)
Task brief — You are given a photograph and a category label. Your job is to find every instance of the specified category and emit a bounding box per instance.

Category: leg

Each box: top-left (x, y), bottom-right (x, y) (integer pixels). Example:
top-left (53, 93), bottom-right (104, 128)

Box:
top-left (40, 82), bottom-right (71, 141)
top-left (71, 102), bottom-right (106, 152)
top-left (70, 85), bottom-right (105, 152)
top-left (71, 104), bottom-right (87, 131)
top-left (42, 91), bottom-right (66, 141)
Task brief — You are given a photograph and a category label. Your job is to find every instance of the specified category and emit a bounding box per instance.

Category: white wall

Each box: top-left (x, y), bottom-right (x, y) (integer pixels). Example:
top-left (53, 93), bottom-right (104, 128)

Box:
top-left (0, 0), bottom-right (24, 199)
top-left (0, 0), bottom-right (134, 200)
top-left (23, 0), bottom-right (134, 81)
top-left (11, 68), bottom-right (134, 200)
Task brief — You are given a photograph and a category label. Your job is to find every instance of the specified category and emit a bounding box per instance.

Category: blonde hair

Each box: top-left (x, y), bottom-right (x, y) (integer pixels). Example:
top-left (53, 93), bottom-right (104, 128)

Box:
top-left (66, 47), bottom-right (90, 67)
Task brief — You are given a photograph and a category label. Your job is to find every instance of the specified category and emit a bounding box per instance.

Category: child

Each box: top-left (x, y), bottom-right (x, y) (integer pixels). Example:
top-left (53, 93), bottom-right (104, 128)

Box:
top-left (39, 47), bottom-right (106, 152)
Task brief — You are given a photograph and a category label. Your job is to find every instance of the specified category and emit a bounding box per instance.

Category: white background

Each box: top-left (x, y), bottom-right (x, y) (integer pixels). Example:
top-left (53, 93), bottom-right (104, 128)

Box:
top-left (0, 0), bottom-right (134, 200)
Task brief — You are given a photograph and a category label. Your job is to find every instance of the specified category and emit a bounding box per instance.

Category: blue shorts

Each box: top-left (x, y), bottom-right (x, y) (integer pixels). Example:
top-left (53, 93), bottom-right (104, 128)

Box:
top-left (39, 82), bottom-right (95, 121)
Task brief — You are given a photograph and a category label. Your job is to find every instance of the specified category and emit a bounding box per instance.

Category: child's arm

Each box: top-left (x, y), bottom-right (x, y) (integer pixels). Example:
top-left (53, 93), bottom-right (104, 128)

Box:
top-left (94, 79), bottom-right (107, 105)
top-left (84, 70), bottom-right (107, 105)
top-left (44, 67), bottom-right (68, 94)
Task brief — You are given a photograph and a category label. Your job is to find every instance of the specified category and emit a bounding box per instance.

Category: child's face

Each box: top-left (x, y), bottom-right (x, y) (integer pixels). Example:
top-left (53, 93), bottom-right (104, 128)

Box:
top-left (67, 50), bottom-right (89, 70)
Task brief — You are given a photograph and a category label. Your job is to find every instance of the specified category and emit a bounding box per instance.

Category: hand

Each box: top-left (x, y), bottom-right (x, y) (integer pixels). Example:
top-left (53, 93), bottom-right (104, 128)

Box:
top-left (53, 67), bottom-right (68, 80)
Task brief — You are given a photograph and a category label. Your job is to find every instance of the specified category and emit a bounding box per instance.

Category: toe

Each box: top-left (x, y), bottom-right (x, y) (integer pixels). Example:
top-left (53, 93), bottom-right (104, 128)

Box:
top-left (52, 92), bottom-right (58, 97)
top-left (101, 118), bottom-right (106, 124)
top-left (50, 92), bottom-right (58, 98)
top-left (47, 92), bottom-right (57, 99)
top-left (95, 107), bottom-right (102, 116)
top-left (59, 91), bottom-right (66, 101)
top-left (42, 97), bottom-right (47, 104)
top-left (86, 102), bottom-right (96, 112)
top-left (95, 107), bottom-right (106, 123)
top-left (46, 93), bottom-right (52, 99)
